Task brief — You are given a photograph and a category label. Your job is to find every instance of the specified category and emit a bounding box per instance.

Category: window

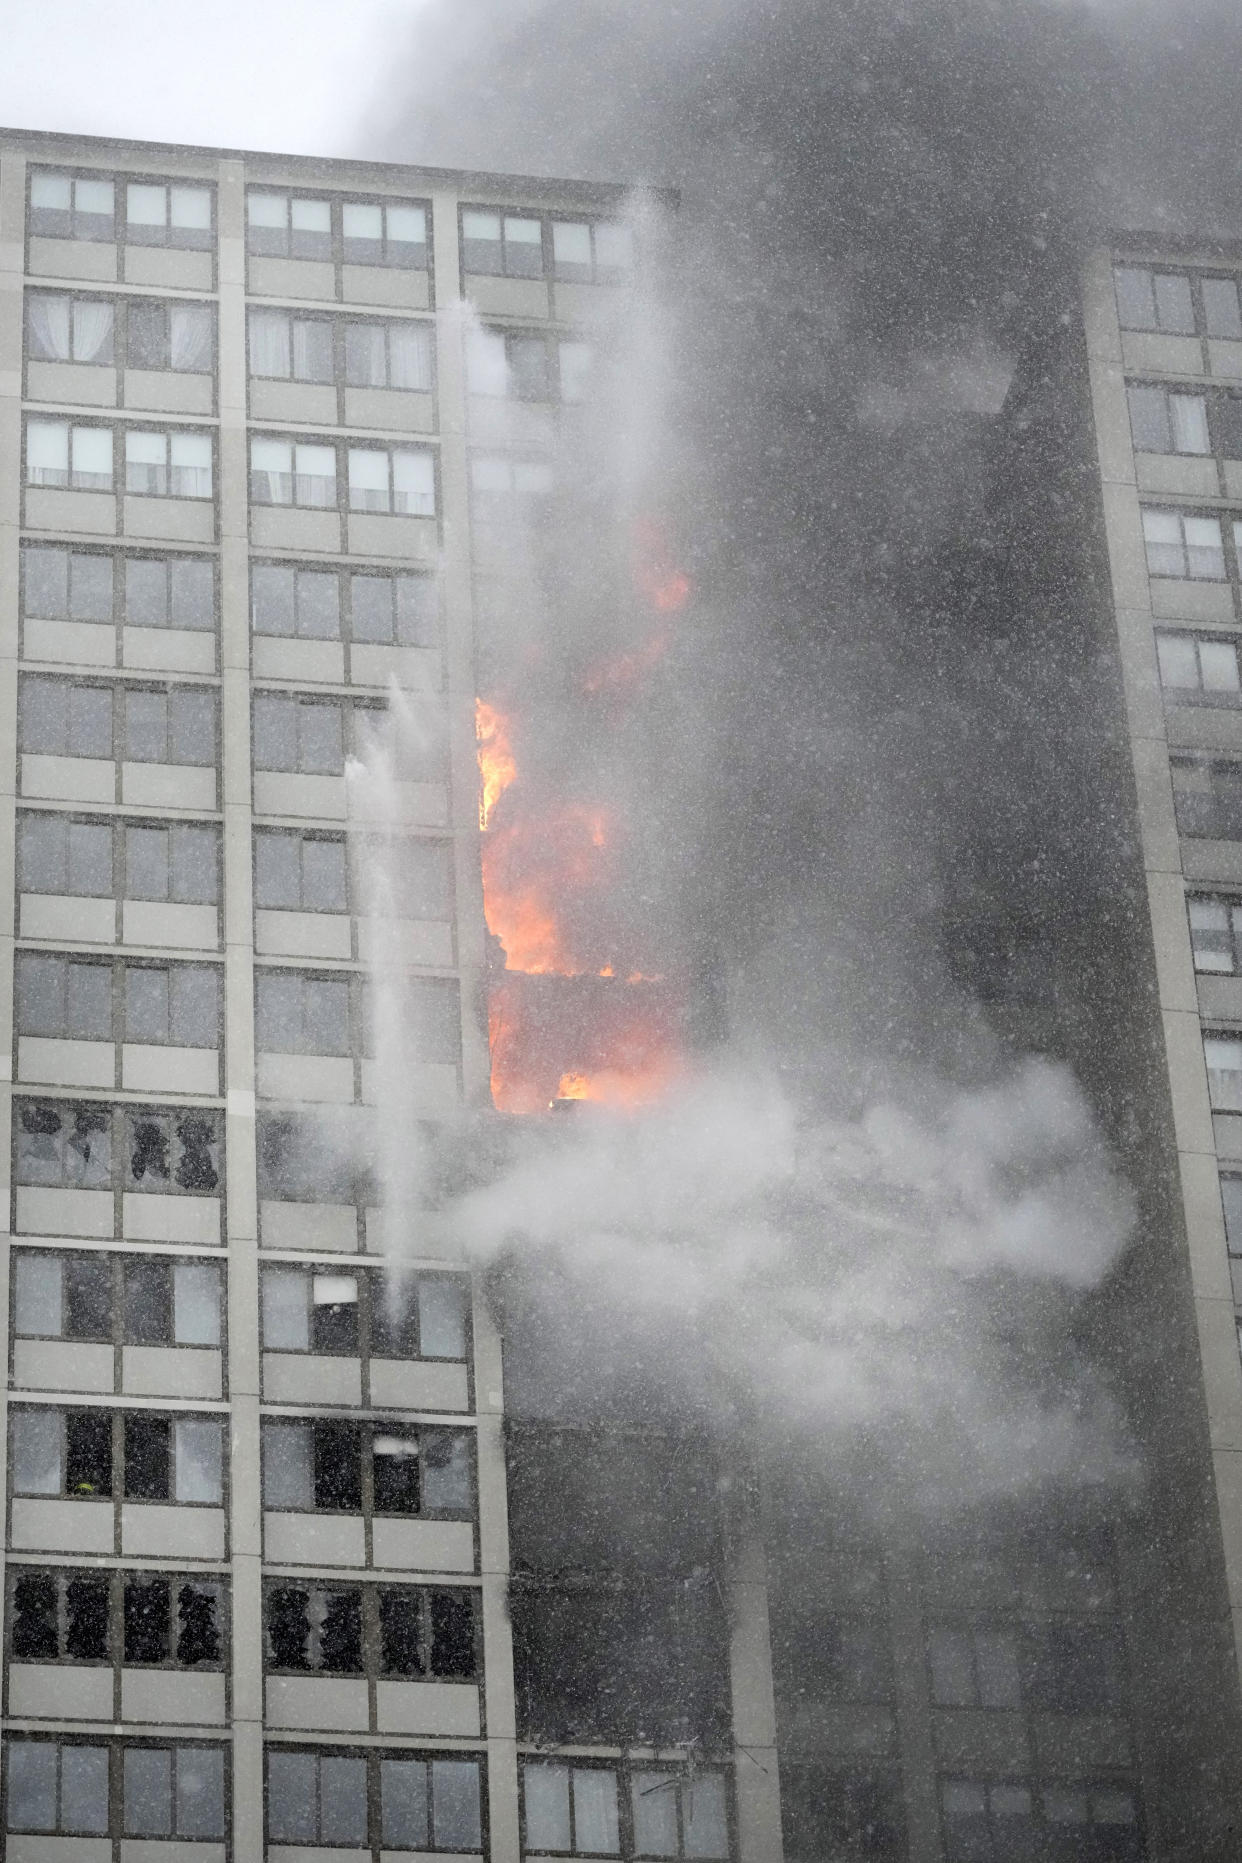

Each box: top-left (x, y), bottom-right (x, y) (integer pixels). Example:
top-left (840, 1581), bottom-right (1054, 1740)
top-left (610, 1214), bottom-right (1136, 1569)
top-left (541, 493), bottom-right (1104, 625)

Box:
top-left (19, 675), bottom-right (113, 757)
top-left (351, 568), bottom-right (438, 645)
top-left (123, 1745), bottom-right (225, 1838)
top-left (267, 1749), bottom-right (481, 1851)
top-left (261, 1419), bottom-right (473, 1517)
top-left (247, 192), bottom-right (430, 267)
top-left (1113, 265), bottom-right (1195, 333)
top-left (250, 435), bottom-right (336, 507)
top-left (1025, 1624), bottom-right (1124, 1715)
top-left (23, 543), bottom-right (113, 623)
top-left (4, 1739), bottom-right (225, 1841)
top-left (258, 1109), bottom-right (372, 1207)
top-left (126, 300), bottom-right (214, 373)
top-left (15, 954), bottom-right (219, 1049)
top-left (348, 444), bottom-right (436, 515)
top-left (255, 831), bottom-right (348, 910)
top-left (1126, 384), bottom-right (1209, 454)
top-left (262, 1265), bottom-right (468, 1361)
top-left (256, 971), bottom-right (351, 1054)
top-left (927, 1627), bottom-right (1021, 1709)
top-left (125, 553), bottom-right (216, 629)
top-left (560, 339), bottom-right (594, 402)
top-left (1171, 756), bottom-right (1242, 839)
top-left (26, 295), bottom-right (114, 365)
top-left (14, 1098), bottom-right (222, 1199)
top-left (251, 562), bottom-right (341, 639)
top-left (552, 219), bottom-right (632, 284)
top-left (1155, 631), bottom-right (1240, 697)
top-left (461, 208), bottom-right (543, 278)
top-left (253, 693), bottom-right (345, 772)
top-left (1205, 1033), bottom-right (1242, 1111)
top-left (1141, 509), bottom-right (1225, 579)
top-left (1221, 1173), bottom-right (1242, 1251)
top-left (264, 1581), bottom-right (477, 1680)
top-left (343, 199), bottom-right (429, 268)
top-left (29, 170), bottom-right (115, 241)
top-left (125, 181), bottom-right (213, 249)
top-left (1040, 1785), bottom-right (1141, 1862)
top-left (940, 1782), bottom-right (1035, 1863)
top-left (8, 1567), bottom-right (224, 1668)
top-left (26, 419), bottom-right (112, 491)
top-left (248, 191), bottom-right (332, 259)
top-left (10, 1407), bottom-right (223, 1504)
top-left (770, 1608), bottom-right (892, 1705)
top-left (1189, 895), bottom-right (1242, 972)
top-left (522, 1762), bottom-right (730, 1859)
top-left (1204, 276), bottom-right (1242, 339)
top-left (5, 1738), bottom-right (110, 1835)
top-left (470, 454), bottom-right (555, 522)
top-left (125, 822), bottom-right (219, 902)
top-left (345, 319), bottom-right (433, 391)
top-left (13, 1250), bottom-right (221, 1347)
top-left (941, 1780), bottom-right (1140, 1863)
top-left (123, 684), bottom-right (216, 764)
top-left (248, 308), bottom-right (334, 382)
top-left (18, 813), bottom-right (113, 897)
top-left (124, 428), bottom-right (213, 499)
top-left (466, 327), bottom-right (560, 400)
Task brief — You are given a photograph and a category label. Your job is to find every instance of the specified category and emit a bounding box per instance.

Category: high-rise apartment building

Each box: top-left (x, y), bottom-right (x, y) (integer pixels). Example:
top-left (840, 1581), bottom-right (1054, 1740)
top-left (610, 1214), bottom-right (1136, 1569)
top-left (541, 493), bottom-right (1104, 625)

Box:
top-left (2, 120), bottom-right (1242, 1863)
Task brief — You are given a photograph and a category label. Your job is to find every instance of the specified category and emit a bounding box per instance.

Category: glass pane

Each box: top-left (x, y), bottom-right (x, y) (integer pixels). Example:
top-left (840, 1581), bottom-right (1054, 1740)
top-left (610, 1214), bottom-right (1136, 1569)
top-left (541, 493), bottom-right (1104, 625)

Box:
top-left (126, 966), bottom-right (170, 1042)
top-left (1204, 276), bottom-right (1242, 339)
top-left (387, 204), bottom-right (426, 248)
top-left (71, 684), bottom-right (114, 758)
top-left (1206, 1035), bottom-right (1242, 1110)
top-left (1200, 640), bottom-right (1241, 691)
top-left (1126, 385), bottom-right (1169, 452)
top-left (170, 965), bottom-right (218, 1045)
top-left (1154, 272), bottom-right (1195, 333)
top-left (574, 1771), bottom-right (620, 1851)
top-left (14, 1254), bottom-right (62, 1335)
top-left (127, 183), bottom-right (166, 228)
top-left (302, 837), bottom-right (348, 910)
top-left (433, 1758), bottom-right (482, 1850)
top-left (31, 171), bottom-right (73, 210)
top-left (12, 1410), bottom-right (61, 1493)
top-left (351, 573), bottom-right (394, 642)
top-left (61, 1744), bottom-right (109, 1833)
top-left (124, 1746), bottom-right (172, 1835)
top-left (17, 953), bottom-right (66, 1036)
top-left (126, 826), bottom-right (169, 900)
top-left (170, 690), bottom-right (215, 764)
top-left (18, 814), bottom-right (64, 892)
top-left (170, 558), bottom-right (214, 629)
top-left (388, 323), bottom-right (431, 391)
top-left (393, 448), bottom-right (435, 515)
top-left (422, 1431), bottom-right (472, 1510)
top-left (296, 569), bottom-right (340, 639)
top-left (126, 557), bottom-right (167, 627)
top-left (594, 222), bottom-right (632, 274)
top-left (463, 209), bottom-right (501, 240)
top-left (345, 322), bottom-right (387, 387)
top-left (304, 978), bottom-right (350, 1053)
top-left (348, 446), bottom-right (390, 511)
top-left (255, 831), bottom-right (302, 908)
top-left (66, 960), bottom-right (109, 1038)
top-left (295, 443), bottom-right (337, 505)
top-left (70, 552), bottom-right (113, 621)
top-left (419, 1278), bottom-right (467, 1357)
top-left (263, 1423), bottom-right (312, 1507)
top-left (257, 972), bottom-right (304, 1050)
top-left (1114, 266), bottom-right (1155, 328)
top-left (395, 573), bottom-right (437, 646)
top-left (525, 1764), bottom-right (571, 1850)
top-left (974, 1631), bottom-right (1022, 1708)
top-left (175, 1417), bottom-right (222, 1502)
top-left (27, 419), bottom-right (70, 481)
top-left (252, 562), bottom-right (295, 636)
top-left (1142, 509), bottom-right (1183, 577)
top-left (683, 1776), bottom-right (729, 1857)
top-left (170, 186), bottom-right (212, 231)
top-left (171, 825), bottom-right (217, 902)
top-left (69, 820), bottom-right (113, 894)
top-left (24, 545), bottom-right (69, 619)
top-left (382, 1757), bottom-right (429, 1847)
top-left (267, 1751), bottom-right (316, 1842)
top-left (169, 304), bottom-right (214, 372)
top-left (343, 201), bottom-right (383, 240)
top-left (1184, 514), bottom-right (1225, 578)
top-left (263, 1270), bottom-right (310, 1349)
top-left (319, 1755), bottom-right (368, 1845)
top-left (176, 1747), bottom-right (224, 1839)
top-left (170, 431), bottom-right (212, 497)
top-left (1223, 1174), bottom-right (1242, 1251)
top-left (248, 192), bottom-right (287, 229)
top-left (1171, 394), bottom-right (1210, 454)
top-left (7, 1740), bottom-right (58, 1830)
top-left (505, 215), bottom-right (544, 277)
top-left (292, 318), bottom-right (333, 383)
top-left (559, 339), bottom-right (593, 402)
top-left (125, 689), bottom-right (167, 760)
top-left (27, 293), bottom-right (71, 360)
top-left (174, 1262), bottom-right (220, 1345)
top-left (291, 197), bottom-right (331, 232)
top-left (928, 1628), bottom-right (975, 1704)
top-left (552, 219), bottom-right (592, 276)
top-left (298, 700), bottom-right (344, 774)
top-left (632, 1774), bottom-right (677, 1856)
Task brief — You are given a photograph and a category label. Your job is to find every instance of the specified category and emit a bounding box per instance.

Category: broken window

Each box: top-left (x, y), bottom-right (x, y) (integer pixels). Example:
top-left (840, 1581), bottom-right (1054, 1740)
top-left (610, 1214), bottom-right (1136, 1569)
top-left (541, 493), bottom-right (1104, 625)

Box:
top-left (125, 1106), bottom-right (221, 1194)
top-left (11, 1407), bottom-right (113, 1499)
top-left (122, 1414), bottom-right (222, 1505)
top-left (261, 1265), bottom-right (468, 1362)
top-left (14, 1252), bottom-right (111, 1340)
top-left (261, 1420), bottom-right (471, 1521)
top-left (9, 1571), bottom-right (110, 1664)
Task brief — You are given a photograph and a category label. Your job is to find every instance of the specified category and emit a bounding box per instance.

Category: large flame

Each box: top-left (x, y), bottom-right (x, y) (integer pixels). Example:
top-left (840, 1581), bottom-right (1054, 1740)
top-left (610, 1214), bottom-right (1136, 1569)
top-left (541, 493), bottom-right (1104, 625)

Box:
top-left (476, 698), bottom-right (516, 830)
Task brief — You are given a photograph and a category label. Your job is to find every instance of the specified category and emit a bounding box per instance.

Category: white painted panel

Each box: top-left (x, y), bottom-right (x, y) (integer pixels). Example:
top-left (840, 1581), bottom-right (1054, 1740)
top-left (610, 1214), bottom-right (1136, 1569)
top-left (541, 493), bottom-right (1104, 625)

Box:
top-left (9, 1834), bottom-right (112, 1862)
top-left (122, 1043), bottom-right (219, 1095)
top-left (13, 1338), bottom-right (113, 1393)
top-left (375, 1679), bottom-right (480, 1736)
top-left (23, 487), bottom-right (117, 534)
top-left (21, 753), bottom-right (114, 802)
top-left (123, 496), bottom-right (215, 545)
top-left (361, 1060), bottom-right (458, 1113)
top-left (349, 644), bottom-right (440, 692)
top-left (123, 1193), bottom-right (222, 1245)
top-left (21, 894), bottom-right (114, 942)
top-left (356, 917), bottom-right (453, 967)
top-left (346, 781), bottom-right (446, 829)
top-left (342, 387), bottom-right (434, 433)
top-left (342, 264), bottom-right (430, 309)
top-left (119, 1844), bottom-right (226, 1863)
top-left (265, 1675), bottom-right (370, 1731)
top-left (370, 1516), bottom-right (475, 1573)
top-left (18, 1036), bottom-right (114, 1088)
top-left (28, 234), bottom-right (118, 280)
top-left (120, 1503), bottom-right (225, 1559)
top-left (16, 1185), bottom-right (114, 1238)
top-left (369, 1358), bottom-right (470, 1414)
top-left (10, 1496), bottom-right (113, 1553)
top-left (123, 900), bottom-right (218, 950)
top-left (252, 636), bottom-right (345, 684)
top-left (347, 513), bottom-right (438, 562)
top-left (250, 379), bottom-right (338, 426)
top-left (120, 1666), bottom-right (226, 1725)
top-left (122, 369), bottom-right (213, 415)
top-left (22, 616), bottom-right (115, 665)
top-left (253, 771), bottom-right (347, 820)
top-left (260, 1200), bottom-right (357, 1252)
top-left (121, 762), bottom-right (216, 809)
top-left (258, 1052), bottom-right (355, 1102)
top-left (248, 255), bottom-right (336, 299)
top-left (263, 1510), bottom-right (365, 1565)
top-left (250, 506), bottom-right (343, 555)
top-left (256, 909), bottom-right (352, 960)
top-left (122, 246), bottom-right (213, 291)
top-left (122, 1345), bottom-right (222, 1400)
top-left (463, 274), bottom-right (547, 317)
top-left (264, 1353), bottom-right (361, 1405)
top-left (8, 1661), bottom-right (112, 1719)
top-left (122, 627), bottom-right (216, 674)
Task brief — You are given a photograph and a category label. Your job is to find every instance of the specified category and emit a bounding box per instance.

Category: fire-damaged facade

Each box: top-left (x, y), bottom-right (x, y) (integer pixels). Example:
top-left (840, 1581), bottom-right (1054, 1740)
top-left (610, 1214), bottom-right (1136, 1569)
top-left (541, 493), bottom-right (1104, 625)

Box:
top-left (0, 116), bottom-right (1239, 1863)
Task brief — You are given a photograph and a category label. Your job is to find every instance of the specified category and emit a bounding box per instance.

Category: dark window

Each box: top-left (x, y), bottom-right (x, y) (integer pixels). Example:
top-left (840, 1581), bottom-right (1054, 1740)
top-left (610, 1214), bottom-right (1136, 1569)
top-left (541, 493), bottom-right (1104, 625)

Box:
top-left (66, 1410), bottom-right (113, 1497)
top-left (124, 1415), bottom-right (170, 1501)
top-left (124, 1578), bottom-right (171, 1664)
top-left (315, 1419), bottom-right (362, 1511)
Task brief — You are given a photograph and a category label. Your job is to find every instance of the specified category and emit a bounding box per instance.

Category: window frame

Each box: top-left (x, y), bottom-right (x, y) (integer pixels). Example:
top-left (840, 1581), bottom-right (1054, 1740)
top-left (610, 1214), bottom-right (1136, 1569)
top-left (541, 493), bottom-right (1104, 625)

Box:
top-left (6, 1563), bottom-right (228, 1675)
top-left (249, 558), bottom-right (441, 657)
top-left (11, 1245), bottom-right (225, 1360)
top-left (22, 417), bottom-right (217, 503)
top-left (13, 1096), bottom-right (225, 1217)
top-left (25, 289), bottom-right (217, 379)
top-left (9, 1403), bottom-right (227, 1509)
top-left (1154, 629), bottom-right (1242, 703)
top-left (262, 1578), bottom-right (480, 1685)
top-left (4, 1734), bottom-right (229, 1842)
top-left (264, 1744), bottom-right (486, 1853)
top-left (28, 166), bottom-right (216, 255)
top-left (259, 1416), bottom-right (476, 1525)
top-left (245, 187), bottom-right (432, 279)
top-left (17, 671), bottom-right (221, 770)
top-left (14, 951), bottom-right (223, 1058)
top-left (20, 542), bottom-right (220, 655)
top-left (520, 1757), bottom-right (735, 1861)
top-left (259, 1262), bottom-right (471, 1372)
top-left (1113, 259), bottom-right (1242, 341)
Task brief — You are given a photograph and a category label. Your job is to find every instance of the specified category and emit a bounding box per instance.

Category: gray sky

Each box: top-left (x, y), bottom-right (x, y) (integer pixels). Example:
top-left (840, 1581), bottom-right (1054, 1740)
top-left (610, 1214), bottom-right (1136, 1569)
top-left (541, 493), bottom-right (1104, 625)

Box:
top-left (0, 0), bottom-right (415, 157)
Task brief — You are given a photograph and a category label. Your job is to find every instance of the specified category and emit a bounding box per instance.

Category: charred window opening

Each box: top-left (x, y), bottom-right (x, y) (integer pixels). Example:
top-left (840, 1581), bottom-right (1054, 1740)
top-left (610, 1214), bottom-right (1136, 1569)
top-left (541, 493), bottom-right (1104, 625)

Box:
top-left (8, 1570), bottom-right (224, 1670)
top-left (510, 1575), bottom-right (730, 1748)
top-left (264, 1584), bottom-right (477, 1682)
top-left (124, 1415), bottom-right (170, 1500)
top-left (66, 1410), bottom-right (113, 1497)
top-left (781, 1766), bottom-right (905, 1863)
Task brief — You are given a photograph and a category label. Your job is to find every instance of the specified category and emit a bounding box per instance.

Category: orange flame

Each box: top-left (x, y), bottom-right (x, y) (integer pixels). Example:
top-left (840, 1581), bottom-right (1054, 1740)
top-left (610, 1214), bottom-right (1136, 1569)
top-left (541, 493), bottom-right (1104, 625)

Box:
top-left (476, 699), bottom-right (516, 830)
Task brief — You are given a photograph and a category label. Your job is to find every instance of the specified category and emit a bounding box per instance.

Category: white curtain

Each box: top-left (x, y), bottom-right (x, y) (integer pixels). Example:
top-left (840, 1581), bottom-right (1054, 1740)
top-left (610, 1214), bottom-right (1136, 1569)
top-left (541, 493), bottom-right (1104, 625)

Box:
top-left (348, 447), bottom-right (390, 512)
top-left (27, 296), bottom-right (70, 362)
top-left (392, 449), bottom-right (435, 516)
top-left (71, 300), bottom-right (113, 365)
top-left (170, 433), bottom-right (213, 500)
top-left (170, 305), bottom-right (213, 374)
top-left (249, 310), bottom-right (290, 379)
top-left (346, 323), bottom-right (387, 388)
top-left (295, 445), bottom-right (336, 508)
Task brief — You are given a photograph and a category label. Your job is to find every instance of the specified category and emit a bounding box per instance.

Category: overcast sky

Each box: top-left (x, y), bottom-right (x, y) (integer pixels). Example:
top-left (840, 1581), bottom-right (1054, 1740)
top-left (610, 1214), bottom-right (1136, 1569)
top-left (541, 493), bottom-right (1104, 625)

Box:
top-left (0, 0), bottom-right (413, 158)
